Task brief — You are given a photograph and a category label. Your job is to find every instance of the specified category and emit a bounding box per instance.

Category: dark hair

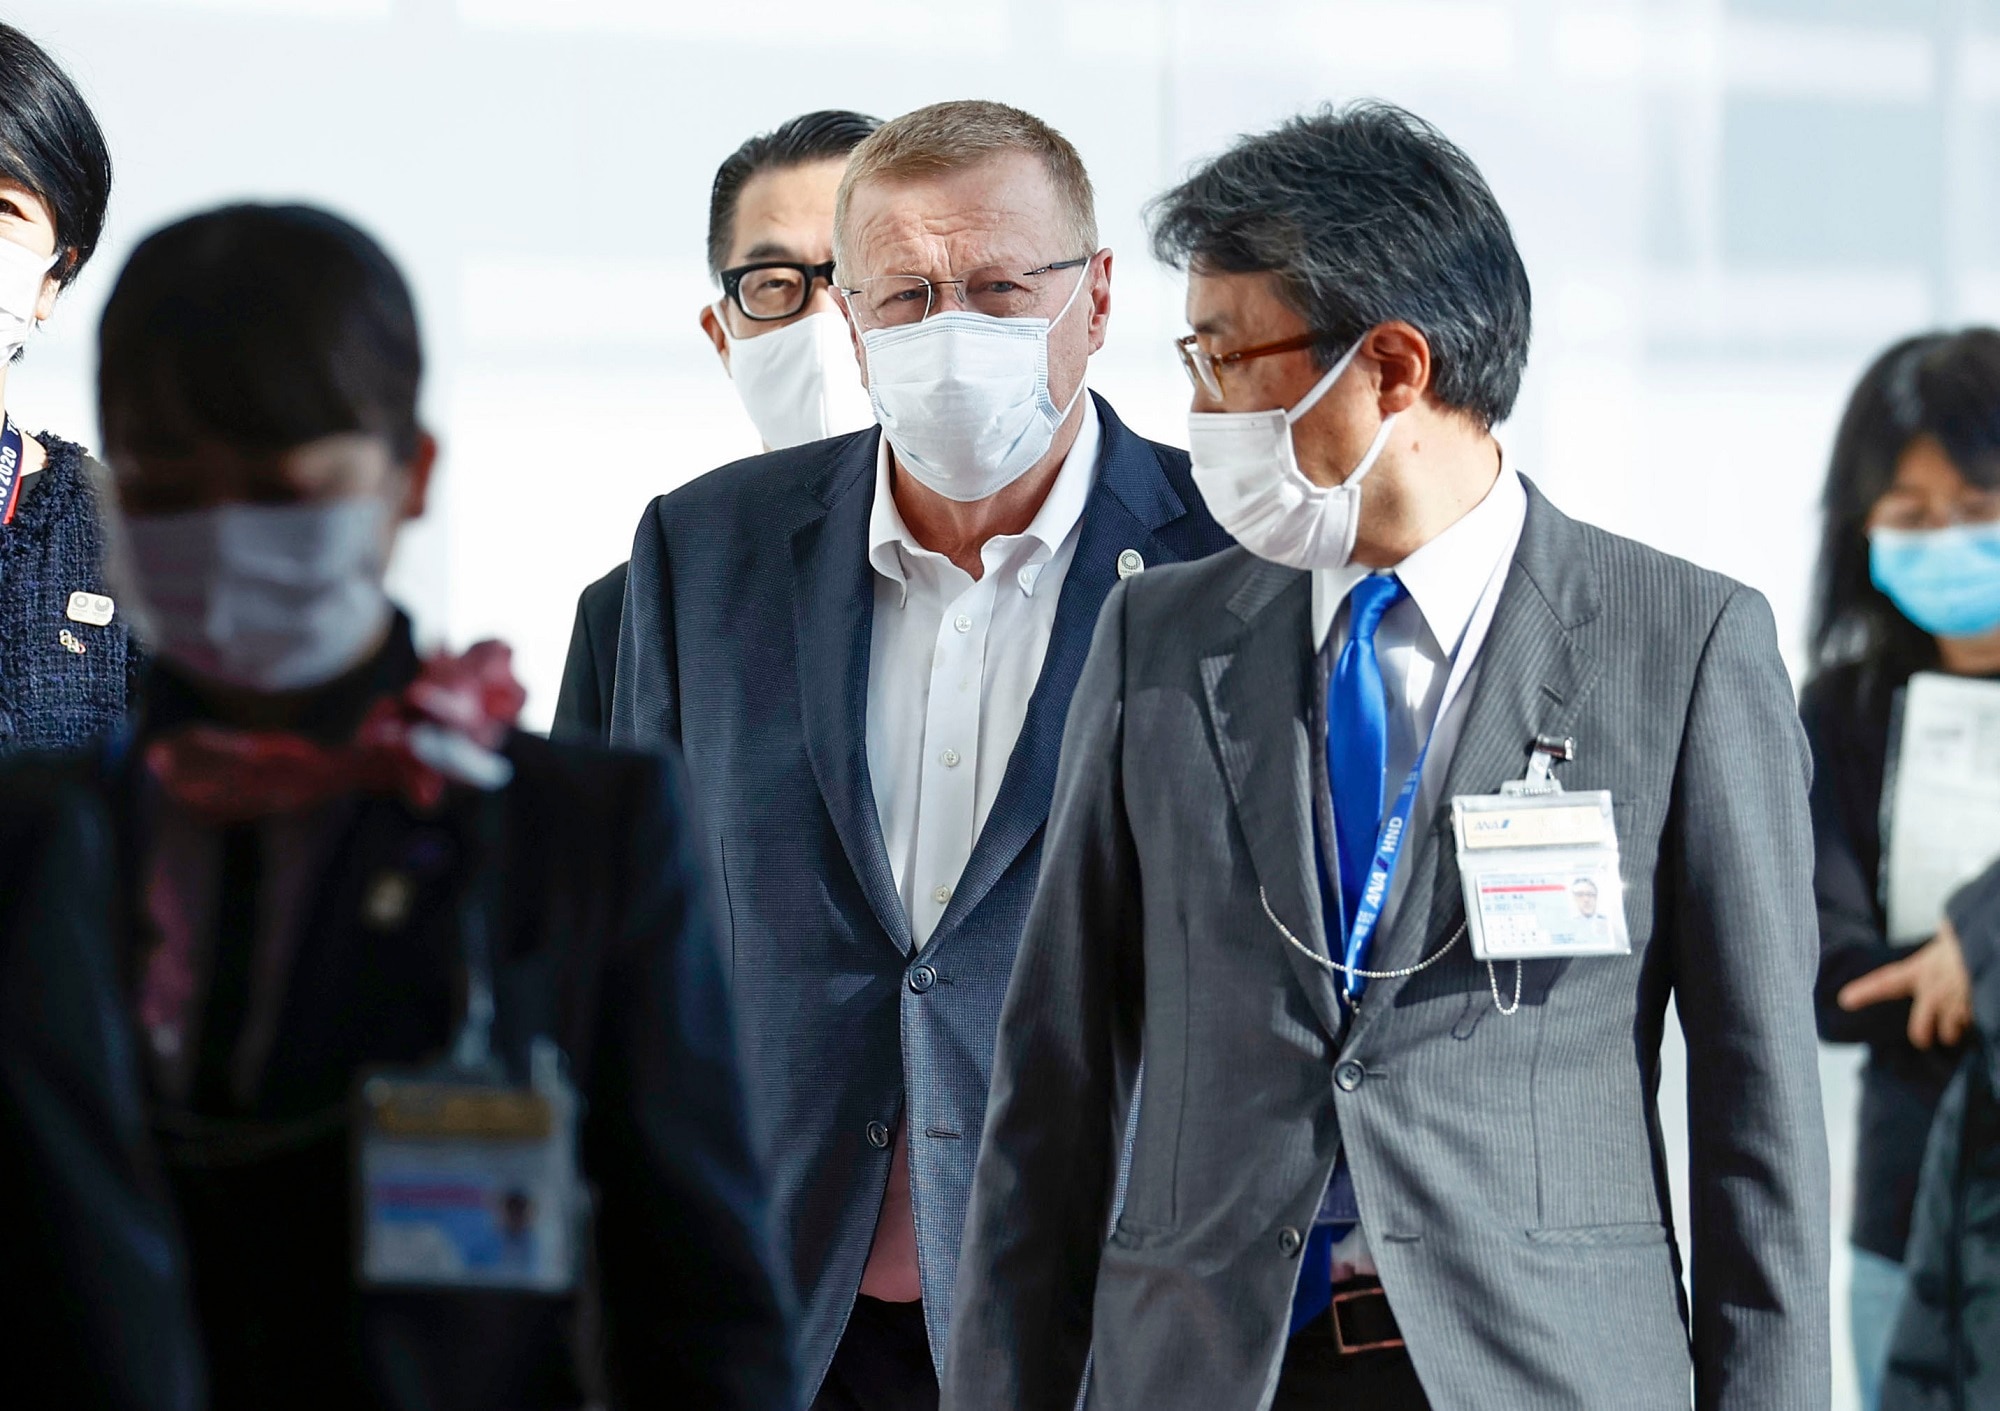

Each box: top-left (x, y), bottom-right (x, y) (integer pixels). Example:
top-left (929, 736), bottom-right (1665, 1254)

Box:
top-left (1809, 329), bottom-right (2000, 678)
top-left (1148, 101), bottom-right (1532, 429)
top-left (0, 24), bottom-right (112, 286)
top-left (98, 203), bottom-right (422, 459)
top-left (707, 109), bottom-right (879, 278)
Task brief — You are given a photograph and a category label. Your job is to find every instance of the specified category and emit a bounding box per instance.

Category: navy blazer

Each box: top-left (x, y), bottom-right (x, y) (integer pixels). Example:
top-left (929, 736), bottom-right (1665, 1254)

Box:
top-left (0, 759), bottom-right (204, 1411)
top-left (553, 561), bottom-right (625, 744)
top-left (609, 394), bottom-right (1232, 1396)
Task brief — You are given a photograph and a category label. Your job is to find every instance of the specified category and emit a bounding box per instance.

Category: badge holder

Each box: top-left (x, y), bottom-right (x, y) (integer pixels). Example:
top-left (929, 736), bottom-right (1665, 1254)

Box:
top-left (355, 797), bottom-right (584, 1295)
top-left (1451, 736), bottom-right (1631, 984)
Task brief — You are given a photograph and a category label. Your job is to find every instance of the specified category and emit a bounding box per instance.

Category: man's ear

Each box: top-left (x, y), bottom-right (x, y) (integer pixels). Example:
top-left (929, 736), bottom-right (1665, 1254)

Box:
top-left (1361, 321), bottom-right (1431, 416)
top-left (1084, 247), bottom-right (1113, 355)
top-left (699, 303), bottom-right (731, 374)
top-left (400, 432), bottom-right (439, 520)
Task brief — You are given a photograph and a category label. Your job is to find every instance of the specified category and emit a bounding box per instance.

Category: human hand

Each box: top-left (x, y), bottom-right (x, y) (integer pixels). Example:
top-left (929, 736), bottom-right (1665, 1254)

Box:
top-left (1837, 922), bottom-right (1974, 1049)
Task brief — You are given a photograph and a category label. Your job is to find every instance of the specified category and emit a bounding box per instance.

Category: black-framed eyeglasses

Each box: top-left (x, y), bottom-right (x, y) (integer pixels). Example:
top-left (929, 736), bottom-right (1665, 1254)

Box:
top-left (720, 260), bottom-right (837, 322)
top-left (837, 256), bottom-right (1092, 331)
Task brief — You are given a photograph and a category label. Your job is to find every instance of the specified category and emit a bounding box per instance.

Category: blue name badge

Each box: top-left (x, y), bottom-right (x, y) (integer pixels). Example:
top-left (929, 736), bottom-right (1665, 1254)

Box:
top-left (1451, 789), bottom-right (1630, 961)
top-left (356, 1064), bottom-right (581, 1294)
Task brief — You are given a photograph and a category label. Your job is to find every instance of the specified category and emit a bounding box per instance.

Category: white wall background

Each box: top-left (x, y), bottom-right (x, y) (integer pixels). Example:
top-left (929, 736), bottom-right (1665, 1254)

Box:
top-left (12, 0), bottom-right (1989, 1404)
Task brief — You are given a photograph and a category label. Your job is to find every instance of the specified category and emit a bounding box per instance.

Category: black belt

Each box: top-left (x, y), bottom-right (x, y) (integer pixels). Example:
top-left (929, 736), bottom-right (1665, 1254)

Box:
top-left (1315, 1276), bottom-right (1405, 1357)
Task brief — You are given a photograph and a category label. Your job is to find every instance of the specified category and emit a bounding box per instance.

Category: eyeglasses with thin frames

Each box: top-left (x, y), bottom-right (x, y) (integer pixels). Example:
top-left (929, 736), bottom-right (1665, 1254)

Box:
top-left (838, 257), bottom-right (1092, 330)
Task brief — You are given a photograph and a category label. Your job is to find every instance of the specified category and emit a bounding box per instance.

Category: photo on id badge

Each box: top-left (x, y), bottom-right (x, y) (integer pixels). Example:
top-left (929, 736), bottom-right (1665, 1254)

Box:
top-left (1452, 788), bottom-right (1632, 962)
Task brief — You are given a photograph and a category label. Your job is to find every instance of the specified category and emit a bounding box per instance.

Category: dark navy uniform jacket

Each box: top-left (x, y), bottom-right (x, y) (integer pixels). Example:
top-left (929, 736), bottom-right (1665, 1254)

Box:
top-left (0, 617), bottom-right (793, 1411)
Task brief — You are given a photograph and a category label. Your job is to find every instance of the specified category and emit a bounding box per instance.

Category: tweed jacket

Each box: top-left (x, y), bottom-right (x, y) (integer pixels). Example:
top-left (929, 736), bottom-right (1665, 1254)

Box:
top-left (0, 431), bottom-right (132, 755)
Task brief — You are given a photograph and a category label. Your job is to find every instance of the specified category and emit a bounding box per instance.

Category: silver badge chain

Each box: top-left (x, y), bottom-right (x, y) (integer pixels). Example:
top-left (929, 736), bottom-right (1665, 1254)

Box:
top-left (1259, 887), bottom-right (1520, 1014)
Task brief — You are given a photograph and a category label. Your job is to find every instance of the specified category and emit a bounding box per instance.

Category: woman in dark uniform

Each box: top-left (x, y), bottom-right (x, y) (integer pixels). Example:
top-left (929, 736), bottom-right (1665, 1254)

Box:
top-left (0, 22), bottom-right (129, 754)
top-left (0, 201), bottom-right (794, 1411)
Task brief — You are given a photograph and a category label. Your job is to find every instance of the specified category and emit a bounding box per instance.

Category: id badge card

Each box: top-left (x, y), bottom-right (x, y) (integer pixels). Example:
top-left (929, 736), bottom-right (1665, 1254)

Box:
top-left (1451, 789), bottom-right (1631, 962)
top-left (356, 1064), bottom-right (581, 1294)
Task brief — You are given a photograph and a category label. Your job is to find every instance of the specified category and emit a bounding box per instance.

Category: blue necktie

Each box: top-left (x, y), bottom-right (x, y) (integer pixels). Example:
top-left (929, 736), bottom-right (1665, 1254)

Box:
top-left (1292, 571), bottom-right (1406, 1335)
top-left (1328, 572), bottom-right (1407, 972)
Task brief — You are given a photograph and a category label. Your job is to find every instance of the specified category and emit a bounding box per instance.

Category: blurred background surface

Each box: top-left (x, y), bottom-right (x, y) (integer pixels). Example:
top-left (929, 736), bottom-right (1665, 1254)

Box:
top-left (13, 2), bottom-right (1984, 1403)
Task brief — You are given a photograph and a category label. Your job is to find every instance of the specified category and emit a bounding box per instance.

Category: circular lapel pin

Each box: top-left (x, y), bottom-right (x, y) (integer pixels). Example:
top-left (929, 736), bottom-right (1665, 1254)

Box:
top-left (58, 629), bottom-right (86, 655)
top-left (1116, 549), bottom-right (1145, 579)
top-left (362, 871), bottom-right (417, 930)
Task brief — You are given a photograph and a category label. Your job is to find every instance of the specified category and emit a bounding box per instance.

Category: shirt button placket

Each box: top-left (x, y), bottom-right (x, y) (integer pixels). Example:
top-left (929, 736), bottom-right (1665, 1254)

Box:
top-left (913, 587), bottom-right (983, 942)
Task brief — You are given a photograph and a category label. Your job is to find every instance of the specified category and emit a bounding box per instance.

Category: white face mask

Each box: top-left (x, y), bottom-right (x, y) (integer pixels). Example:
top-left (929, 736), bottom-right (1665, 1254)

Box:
top-left (721, 307), bottom-right (876, 450)
top-left (0, 239), bottom-right (57, 361)
top-left (116, 498), bottom-right (396, 693)
top-left (1186, 337), bottom-right (1399, 571)
top-left (858, 265), bottom-right (1090, 503)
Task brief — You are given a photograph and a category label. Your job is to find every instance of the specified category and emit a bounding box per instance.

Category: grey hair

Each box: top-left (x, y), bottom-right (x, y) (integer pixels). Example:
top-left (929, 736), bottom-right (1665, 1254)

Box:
top-left (1147, 101), bottom-right (1532, 428)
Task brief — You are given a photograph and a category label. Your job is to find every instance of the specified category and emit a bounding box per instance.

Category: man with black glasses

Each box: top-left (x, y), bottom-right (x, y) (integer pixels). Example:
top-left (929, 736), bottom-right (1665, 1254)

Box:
top-left (553, 108), bottom-right (879, 742)
top-left (609, 100), bottom-right (1231, 1409)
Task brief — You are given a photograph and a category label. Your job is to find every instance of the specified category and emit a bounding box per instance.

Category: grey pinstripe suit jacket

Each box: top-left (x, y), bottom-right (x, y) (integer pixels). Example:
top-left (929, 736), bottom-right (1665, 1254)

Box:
top-left (944, 482), bottom-right (1831, 1410)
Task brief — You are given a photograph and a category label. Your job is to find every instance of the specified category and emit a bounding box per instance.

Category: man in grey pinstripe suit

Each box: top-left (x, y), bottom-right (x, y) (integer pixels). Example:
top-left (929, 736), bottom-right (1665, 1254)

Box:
top-left (944, 104), bottom-right (1830, 1410)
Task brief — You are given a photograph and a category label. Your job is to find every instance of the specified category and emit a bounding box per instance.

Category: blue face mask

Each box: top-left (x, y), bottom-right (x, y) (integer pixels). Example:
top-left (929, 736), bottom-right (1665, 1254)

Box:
top-left (1869, 522), bottom-right (2000, 639)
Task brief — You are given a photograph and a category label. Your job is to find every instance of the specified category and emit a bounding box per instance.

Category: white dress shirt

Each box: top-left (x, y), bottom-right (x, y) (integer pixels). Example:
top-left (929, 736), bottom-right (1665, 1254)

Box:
top-left (1313, 451), bottom-right (1526, 937)
top-left (856, 400), bottom-right (1100, 1304)
top-left (866, 398), bottom-right (1101, 947)
top-left (1310, 449), bottom-right (1523, 1280)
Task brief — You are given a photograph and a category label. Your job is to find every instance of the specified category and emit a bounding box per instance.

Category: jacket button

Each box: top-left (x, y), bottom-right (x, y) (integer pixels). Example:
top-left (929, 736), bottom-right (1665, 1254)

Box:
top-left (909, 965), bottom-right (937, 994)
top-left (1335, 1061), bottom-right (1365, 1092)
top-left (1278, 1226), bottom-right (1303, 1257)
top-left (866, 1121), bottom-right (890, 1149)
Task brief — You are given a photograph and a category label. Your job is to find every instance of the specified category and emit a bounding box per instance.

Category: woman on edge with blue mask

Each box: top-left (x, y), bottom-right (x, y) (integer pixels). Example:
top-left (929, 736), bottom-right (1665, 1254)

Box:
top-left (1804, 329), bottom-right (2000, 1409)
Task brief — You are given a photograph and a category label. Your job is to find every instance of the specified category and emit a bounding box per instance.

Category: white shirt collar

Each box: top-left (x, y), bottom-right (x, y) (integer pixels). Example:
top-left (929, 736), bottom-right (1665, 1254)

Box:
top-left (867, 395), bottom-right (1101, 604)
top-left (1311, 447), bottom-right (1525, 653)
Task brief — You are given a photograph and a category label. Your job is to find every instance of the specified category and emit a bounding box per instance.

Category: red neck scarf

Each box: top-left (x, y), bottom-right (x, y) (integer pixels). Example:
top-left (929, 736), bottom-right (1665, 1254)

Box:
top-left (146, 640), bottom-right (527, 823)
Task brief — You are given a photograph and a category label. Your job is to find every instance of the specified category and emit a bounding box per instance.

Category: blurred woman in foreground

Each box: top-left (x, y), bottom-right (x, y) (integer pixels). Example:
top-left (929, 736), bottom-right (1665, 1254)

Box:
top-left (0, 201), bottom-right (792, 1411)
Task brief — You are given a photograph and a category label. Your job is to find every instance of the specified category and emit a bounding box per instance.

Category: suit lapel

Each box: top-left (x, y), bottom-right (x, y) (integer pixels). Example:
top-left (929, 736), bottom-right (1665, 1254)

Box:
top-left (929, 398), bottom-right (1196, 943)
top-left (1346, 483), bottom-right (1602, 1041)
top-left (1199, 560), bottom-right (1346, 1043)
top-left (792, 429), bottom-right (915, 956)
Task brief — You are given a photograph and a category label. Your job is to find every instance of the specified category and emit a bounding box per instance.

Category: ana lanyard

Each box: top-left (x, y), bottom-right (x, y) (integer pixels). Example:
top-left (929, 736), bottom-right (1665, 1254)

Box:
top-left (1330, 549), bottom-right (1512, 998)
top-left (0, 415), bottom-right (23, 525)
top-left (1339, 733), bottom-right (1434, 998)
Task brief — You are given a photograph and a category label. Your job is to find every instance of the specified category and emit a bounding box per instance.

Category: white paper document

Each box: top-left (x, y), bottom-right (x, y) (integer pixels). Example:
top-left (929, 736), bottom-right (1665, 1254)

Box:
top-left (1885, 671), bottom-right (2000, 943)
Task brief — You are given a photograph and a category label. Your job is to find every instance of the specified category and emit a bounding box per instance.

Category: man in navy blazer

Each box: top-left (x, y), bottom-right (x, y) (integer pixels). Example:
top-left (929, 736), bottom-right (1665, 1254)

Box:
top-left (609, 100), bottom-right (1230, 1408)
